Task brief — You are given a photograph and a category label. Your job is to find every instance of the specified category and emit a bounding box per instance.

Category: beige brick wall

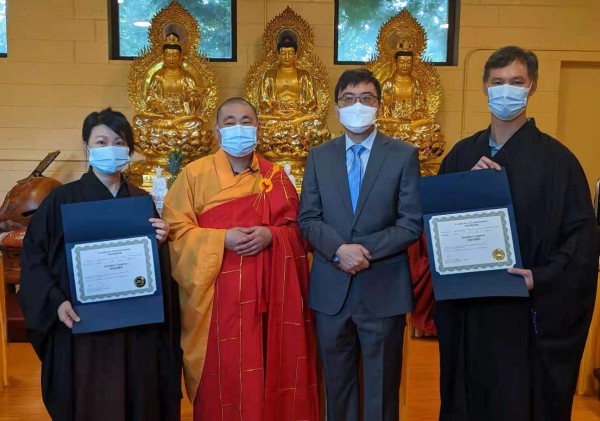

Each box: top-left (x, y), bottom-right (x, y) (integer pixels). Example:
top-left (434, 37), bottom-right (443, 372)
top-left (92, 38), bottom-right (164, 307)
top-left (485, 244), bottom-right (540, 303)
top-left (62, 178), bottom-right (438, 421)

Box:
top-left (1, 0), bottom-right (600, 203)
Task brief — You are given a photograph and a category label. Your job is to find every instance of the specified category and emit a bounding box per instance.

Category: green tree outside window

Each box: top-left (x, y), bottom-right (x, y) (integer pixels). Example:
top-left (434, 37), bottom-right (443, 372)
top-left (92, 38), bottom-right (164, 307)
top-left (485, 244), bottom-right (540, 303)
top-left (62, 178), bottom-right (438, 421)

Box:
top-left (337, 0), bottom-right (454, 63)
top-left (115, 0), bottom-right (234, 60)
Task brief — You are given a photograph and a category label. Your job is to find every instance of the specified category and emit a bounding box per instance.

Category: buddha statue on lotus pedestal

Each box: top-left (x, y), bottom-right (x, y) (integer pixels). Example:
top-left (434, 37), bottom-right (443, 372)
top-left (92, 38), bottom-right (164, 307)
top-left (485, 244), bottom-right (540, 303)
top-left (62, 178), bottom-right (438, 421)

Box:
top-left (367, 10), bottom-right (445, 175)
top-left (133, 34), bottom-right (205, 144)
top-left (245, 7), bottom-right (331, 190)
top-left (259, 34), bottom-right (318, 125)
top-left (128, 1), bottom-right (218, 187)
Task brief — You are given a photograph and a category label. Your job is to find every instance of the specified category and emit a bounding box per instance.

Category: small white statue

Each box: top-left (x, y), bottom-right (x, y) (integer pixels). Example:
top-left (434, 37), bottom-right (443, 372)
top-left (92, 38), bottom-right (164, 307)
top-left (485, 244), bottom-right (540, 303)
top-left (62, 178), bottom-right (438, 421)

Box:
top-left (151, 166), bottom-right (168, 217)
top-left (283, 164), bottom-right (296, 188)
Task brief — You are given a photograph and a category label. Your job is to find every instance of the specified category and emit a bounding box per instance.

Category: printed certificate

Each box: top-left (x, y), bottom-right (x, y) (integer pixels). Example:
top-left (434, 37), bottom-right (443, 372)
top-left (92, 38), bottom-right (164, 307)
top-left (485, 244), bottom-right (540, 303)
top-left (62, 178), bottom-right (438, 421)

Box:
top-left (429, 208), bottom-right (516, 275)
top-left (71, 236), bottom-right (156, 303)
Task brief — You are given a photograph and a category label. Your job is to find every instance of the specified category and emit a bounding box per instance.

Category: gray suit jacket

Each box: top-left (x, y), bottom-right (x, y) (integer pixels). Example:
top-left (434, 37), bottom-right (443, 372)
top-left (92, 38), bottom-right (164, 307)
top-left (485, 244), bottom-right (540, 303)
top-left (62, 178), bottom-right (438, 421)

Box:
top-left (298, 132), bottom-right (423, 317)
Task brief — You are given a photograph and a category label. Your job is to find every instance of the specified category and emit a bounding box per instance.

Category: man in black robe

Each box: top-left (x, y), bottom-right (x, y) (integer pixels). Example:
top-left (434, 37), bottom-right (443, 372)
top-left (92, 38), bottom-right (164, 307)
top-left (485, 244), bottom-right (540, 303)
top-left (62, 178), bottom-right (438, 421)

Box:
top-left (435, 46), bottom-right (599, 421)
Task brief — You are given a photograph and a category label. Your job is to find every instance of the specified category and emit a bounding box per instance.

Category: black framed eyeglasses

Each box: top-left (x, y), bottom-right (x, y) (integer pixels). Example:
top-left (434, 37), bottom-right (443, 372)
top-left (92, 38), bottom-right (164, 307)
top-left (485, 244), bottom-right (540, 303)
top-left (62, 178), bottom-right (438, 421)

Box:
top-left (337, 94), bottom-right (378, 107)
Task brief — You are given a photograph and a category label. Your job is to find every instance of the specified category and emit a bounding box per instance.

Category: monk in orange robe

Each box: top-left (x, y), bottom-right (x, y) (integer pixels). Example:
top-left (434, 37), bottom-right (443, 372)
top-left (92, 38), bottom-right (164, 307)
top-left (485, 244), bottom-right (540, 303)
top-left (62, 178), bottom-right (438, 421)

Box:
top-left (162, 97), bottom-right (319, 421)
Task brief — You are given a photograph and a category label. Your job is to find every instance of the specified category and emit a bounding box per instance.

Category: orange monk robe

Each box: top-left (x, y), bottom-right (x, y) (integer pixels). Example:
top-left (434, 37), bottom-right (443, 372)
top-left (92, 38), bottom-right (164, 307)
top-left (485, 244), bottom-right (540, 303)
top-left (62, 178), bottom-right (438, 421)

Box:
top-left (163, 149), bottom-right (261, 401)
top-left (162, 149), bottom-right (318, 420)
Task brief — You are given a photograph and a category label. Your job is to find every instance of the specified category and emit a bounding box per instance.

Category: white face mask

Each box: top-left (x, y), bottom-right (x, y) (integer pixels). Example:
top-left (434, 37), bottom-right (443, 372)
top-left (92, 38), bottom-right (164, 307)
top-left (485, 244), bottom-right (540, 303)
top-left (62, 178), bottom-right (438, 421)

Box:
top-left (487, 84), bottom-right (531, 121)
top-left (219, 125), bottom-right (257, 157)
top-left (88, 146), bottom-right (130, 174)
top-left (337, 102), bottom-right (378, 133)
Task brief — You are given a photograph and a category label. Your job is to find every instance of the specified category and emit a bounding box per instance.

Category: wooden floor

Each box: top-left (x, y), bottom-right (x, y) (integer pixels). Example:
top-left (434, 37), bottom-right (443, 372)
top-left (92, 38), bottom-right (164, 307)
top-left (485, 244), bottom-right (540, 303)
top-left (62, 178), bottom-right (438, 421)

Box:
top-left (1, 338), bottom-right (599, 420)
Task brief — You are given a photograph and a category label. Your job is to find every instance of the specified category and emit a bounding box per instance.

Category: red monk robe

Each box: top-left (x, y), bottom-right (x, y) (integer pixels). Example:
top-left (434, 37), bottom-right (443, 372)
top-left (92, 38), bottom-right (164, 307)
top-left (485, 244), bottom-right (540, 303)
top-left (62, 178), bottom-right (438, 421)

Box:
top-left (163, 149), bottom-right (319, 421)
top-left (408, 235), bottom-right (437, 335)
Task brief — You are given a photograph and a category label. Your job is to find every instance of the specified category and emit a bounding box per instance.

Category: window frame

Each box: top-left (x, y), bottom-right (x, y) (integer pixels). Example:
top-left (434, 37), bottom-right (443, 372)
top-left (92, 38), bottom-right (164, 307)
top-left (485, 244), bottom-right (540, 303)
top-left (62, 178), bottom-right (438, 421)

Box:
top-left (108, 0), bottom-right (237, 62)
top-left (0, 0), bottom-right (6, 57)
top-left (333, 0), bottom-right (459, 66)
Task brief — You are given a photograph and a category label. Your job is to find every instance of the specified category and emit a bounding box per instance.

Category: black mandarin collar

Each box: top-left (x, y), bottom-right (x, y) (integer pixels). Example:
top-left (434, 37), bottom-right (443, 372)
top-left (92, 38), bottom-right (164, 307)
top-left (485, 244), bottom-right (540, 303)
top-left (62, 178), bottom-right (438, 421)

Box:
top-left (81, 168), bottom-right (131, 199)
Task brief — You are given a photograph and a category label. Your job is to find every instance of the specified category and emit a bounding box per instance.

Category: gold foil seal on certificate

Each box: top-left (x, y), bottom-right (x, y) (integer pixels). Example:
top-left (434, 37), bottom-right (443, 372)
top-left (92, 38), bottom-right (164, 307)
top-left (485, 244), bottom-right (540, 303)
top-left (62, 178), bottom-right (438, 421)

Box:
top-left (492, 249), bottom-right (506, 261)
top-left (134, 276), bottom-right (147, 288)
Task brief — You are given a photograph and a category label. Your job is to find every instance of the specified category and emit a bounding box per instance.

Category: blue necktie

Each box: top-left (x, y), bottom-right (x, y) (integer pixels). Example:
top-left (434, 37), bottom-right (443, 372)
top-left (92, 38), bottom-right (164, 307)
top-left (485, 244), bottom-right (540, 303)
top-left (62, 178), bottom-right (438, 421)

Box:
top-left (348, 144), bottom-right (366, 213)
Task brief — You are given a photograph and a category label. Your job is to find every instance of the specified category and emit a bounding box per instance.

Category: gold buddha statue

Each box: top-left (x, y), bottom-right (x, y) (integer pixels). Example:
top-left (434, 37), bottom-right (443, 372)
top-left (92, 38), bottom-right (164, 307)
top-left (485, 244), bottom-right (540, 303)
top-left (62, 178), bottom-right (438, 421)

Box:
top-left (258, 33), bottom-right (318, 123)
top-left (381, 50), bottom-right (428, 122)
top-left (245, 7), bottom-right (331, 188)
top-left (135, 33), bottom-right (205, 134)
top-left (128, 1), bottom-right (218, 186)
top-left (366, 10), bottom-right (445, 175)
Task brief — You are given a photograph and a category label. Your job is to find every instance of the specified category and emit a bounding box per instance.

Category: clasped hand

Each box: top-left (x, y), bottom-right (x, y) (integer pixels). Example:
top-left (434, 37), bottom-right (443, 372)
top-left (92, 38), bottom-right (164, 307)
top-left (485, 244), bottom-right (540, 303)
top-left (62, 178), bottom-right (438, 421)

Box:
top-left (335, 244), bottom-right (371, 275)
top-left (225, 226), bottom-right (272, 256)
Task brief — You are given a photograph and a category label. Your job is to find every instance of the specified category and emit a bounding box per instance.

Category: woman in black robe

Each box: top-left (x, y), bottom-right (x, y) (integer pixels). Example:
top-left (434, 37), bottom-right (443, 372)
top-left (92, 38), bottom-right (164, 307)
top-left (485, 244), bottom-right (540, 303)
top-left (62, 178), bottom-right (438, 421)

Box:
top-left (18, 108), bottom-right (182, 421)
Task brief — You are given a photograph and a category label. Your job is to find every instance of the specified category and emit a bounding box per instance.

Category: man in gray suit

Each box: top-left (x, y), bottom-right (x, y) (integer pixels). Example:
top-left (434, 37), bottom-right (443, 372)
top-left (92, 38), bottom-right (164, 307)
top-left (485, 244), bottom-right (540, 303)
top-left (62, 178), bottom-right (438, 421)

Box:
top-left (298, 68), bottom-right (422, 421)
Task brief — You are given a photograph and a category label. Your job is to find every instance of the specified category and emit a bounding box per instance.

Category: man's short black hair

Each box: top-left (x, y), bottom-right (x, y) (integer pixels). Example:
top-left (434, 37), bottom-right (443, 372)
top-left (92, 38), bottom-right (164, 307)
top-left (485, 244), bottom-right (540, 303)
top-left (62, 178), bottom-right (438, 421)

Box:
top-left (216, 97), bottom-right (258, 121)
top-left (334, 68), bottom-right (382, 101)
top-left (162, 43), bottom-right (182, 53)
top-left (483, 46), bottom-right (539, 83)
top-left (394, 50), bottom-right (414, 59)
top-left (82, 108), bottom-right (134, 154)
top-left (277, 35), bottom-right (298, 53)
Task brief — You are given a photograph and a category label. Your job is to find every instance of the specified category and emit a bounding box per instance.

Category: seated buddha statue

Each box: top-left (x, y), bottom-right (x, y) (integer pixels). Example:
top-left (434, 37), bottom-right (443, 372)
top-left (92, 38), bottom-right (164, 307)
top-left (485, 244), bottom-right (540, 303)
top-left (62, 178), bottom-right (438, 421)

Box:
top-left (127, 1), bottom-right (218, 189)
top-left (379, 50), bottom-right (441, 138)
top-left (245, 10), bottom-right (330, 189)
top-left (133, 33), bottom-right (204, 142)
top-left (367, 11), bottom-right (445, 175)
top-left (258, 34), bottom-right (318, 124)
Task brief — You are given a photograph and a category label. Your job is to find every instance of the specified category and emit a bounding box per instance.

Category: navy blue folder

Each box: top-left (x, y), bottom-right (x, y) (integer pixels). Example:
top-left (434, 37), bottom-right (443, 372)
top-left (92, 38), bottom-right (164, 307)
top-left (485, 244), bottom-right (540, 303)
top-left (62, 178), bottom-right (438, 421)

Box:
top-left (421, 169), bottom-right (528, 300)
top-left (61, 195), bottom-right (164, 334)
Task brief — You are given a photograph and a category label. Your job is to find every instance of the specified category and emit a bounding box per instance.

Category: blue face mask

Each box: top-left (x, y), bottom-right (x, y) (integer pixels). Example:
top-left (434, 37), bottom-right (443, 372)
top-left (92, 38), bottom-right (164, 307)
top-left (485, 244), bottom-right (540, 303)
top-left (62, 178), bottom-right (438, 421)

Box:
top-left (219, 125), bottom-right (257, 157)
top-left (487, 84), bottom-right (531, 121)
top-left (88, 146), bottom-right (131, 174)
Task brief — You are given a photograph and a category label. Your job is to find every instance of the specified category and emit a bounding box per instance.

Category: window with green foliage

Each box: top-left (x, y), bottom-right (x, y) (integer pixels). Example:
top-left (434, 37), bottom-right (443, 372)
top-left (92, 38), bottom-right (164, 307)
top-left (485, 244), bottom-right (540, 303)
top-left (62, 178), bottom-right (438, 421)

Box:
top-left (0, 0), bottom-right (7, 56)
top-left (335, 0), bottom-right (458, 64)
top-left (109, 0), bottom-right (236, 61)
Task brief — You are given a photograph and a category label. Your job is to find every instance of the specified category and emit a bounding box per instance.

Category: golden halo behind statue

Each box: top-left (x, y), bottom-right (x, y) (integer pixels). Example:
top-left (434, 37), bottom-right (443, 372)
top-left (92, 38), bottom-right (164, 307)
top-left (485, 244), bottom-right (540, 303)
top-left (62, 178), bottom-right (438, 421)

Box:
top-left (376, 10), bottom-right (427, 62)
top-left (388, 31), bottom-right (413, 54)
top-left (147, 0), bottom-right (200, 56)
top-left (262, 7), bottom-right (313, 58)
top-left (162, 22), bottom-right (188, 46)
top-left (277, 29), bottom-right (300, 49)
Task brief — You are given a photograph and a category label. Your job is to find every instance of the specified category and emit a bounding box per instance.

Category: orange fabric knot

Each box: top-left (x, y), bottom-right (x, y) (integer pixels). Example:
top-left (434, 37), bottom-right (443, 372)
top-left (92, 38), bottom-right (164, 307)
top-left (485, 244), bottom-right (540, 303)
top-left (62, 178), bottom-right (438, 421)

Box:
top-left (258, 178), bottom-right (273, 193)
top-left (258, 165), bottom-right (280, 194)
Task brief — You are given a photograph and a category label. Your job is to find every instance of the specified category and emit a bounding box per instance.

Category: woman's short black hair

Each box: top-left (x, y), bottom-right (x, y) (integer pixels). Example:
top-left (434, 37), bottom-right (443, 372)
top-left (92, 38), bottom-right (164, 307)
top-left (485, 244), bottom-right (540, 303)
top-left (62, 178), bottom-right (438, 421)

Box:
top-left (82, 108), bottom-right (134, 155)
top-left (334, 68), bottom-right (382, 101)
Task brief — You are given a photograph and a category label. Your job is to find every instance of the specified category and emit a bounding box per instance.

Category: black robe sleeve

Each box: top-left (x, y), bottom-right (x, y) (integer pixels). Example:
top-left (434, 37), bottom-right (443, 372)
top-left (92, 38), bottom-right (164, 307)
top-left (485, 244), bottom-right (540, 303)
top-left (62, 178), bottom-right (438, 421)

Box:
top-left (530, 151), bottom-right (599, 337)
top-left (18, 190), bottom-right (68, 358)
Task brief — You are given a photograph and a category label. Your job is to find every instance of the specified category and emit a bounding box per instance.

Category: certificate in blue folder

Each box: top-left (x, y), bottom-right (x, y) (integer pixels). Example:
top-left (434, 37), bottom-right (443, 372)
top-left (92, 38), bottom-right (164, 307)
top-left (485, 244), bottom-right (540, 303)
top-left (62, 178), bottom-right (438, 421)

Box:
top-left (421, 169), bottom-right (529, 300)
top-left (61, 195), bottom-right (164, 333)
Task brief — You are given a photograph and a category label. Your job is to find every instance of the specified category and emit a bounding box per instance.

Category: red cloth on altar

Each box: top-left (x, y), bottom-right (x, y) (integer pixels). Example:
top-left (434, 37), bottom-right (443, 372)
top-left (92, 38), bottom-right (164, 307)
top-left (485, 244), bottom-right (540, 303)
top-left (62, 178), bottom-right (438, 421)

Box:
top-left (193, 158), bottom-right (319, 421)
top-left (408, 234), bottom-right (437, 335)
